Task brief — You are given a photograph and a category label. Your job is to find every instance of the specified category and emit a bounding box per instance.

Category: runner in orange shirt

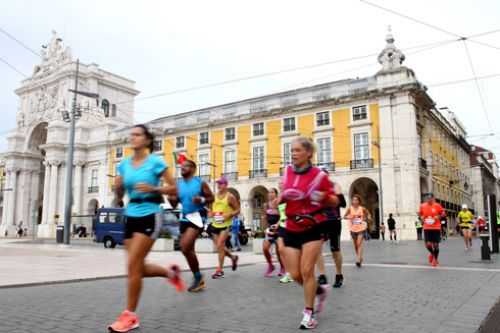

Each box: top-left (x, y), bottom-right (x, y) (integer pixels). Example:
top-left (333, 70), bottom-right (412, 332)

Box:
top-left (419, 193), bottom-right (445, 267)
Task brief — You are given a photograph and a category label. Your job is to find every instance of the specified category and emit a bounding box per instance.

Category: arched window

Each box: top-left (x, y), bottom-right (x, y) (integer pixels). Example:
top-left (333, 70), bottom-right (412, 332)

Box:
top-left (111, 104), bottom-right (117, 117)
top-left (101, 99), bottom-right (110, 117)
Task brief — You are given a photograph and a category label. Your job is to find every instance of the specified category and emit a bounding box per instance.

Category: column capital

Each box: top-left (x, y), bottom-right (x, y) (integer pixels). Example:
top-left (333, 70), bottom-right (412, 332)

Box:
top-left (75, 160), bottom-right (86, 167)
top-left (48, 160), bottom-right (62, 167)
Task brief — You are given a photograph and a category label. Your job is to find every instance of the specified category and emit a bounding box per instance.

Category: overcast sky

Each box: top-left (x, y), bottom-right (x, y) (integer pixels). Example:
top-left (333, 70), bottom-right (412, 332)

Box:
top-left (1, 0), bottom-right (500, 157)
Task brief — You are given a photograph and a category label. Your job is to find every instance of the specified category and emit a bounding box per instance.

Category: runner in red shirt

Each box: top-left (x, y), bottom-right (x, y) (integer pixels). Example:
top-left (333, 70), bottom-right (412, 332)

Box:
top-left (280, 137), bottom-right (339, 330)
top-left (419, 193), bottom-right (445, 267)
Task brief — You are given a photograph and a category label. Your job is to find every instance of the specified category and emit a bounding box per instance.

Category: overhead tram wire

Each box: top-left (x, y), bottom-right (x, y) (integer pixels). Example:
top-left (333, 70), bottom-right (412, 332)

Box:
top-left (359, 0), bottom-right (497, 131)
top-left (114, 37), bottom-right (462, 108)
top-left (0, 56), bottom-right (28, 77)
top-left (0, 27), bottom-right (41, 58)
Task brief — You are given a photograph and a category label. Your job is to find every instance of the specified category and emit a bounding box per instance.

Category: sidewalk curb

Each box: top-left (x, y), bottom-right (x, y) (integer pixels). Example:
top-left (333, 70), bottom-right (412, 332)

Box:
top-left (0, 262), bottom-right (258, 289)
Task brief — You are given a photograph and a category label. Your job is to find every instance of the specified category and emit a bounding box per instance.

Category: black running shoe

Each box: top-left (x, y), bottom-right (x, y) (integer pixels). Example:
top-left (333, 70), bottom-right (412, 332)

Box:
top-left (317, 274), bottom-right (328, 286)
top-left (333, 274), bottom-right (343, 288)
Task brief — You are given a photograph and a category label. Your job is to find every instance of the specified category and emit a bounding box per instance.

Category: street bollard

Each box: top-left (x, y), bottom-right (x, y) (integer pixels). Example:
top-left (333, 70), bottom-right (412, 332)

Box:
top-left (480, 233), bottom-right (491, 260)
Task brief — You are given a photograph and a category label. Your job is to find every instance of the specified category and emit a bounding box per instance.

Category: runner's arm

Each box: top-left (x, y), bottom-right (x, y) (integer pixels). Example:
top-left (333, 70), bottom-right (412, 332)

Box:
top-left (225, 193), bottom-right (241, 220)
top-left (200, 182), bottom-right (214, 205)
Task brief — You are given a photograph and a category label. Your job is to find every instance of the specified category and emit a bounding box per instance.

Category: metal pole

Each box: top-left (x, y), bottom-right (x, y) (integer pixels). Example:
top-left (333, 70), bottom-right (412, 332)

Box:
top-left (63, 59), bottom-right (79, 245)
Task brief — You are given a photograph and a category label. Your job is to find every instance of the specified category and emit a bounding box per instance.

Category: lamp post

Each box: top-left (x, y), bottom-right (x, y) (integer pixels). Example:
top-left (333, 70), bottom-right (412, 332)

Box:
top-left (61, 59), bottom-right (99, 245)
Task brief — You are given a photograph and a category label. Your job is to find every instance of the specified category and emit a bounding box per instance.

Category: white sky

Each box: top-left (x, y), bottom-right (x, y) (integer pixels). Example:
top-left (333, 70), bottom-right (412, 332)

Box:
top-left (1, 0), bottom-right (500, 156)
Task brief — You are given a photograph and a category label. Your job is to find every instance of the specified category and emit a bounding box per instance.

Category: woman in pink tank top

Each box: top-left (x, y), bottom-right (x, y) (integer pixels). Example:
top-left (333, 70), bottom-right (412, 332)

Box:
top-left (344, 194), bottom-right (370, 267)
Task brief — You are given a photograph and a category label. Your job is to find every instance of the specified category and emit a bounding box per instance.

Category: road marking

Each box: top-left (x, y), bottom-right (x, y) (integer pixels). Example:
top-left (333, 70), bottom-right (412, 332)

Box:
top-left (323, 263), bottom-right (500, 273)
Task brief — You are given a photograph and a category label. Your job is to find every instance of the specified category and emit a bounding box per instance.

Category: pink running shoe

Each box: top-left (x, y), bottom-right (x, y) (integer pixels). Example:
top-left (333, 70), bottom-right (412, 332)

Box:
top-left (264, 264), bottom-right (275, 277)
top-left (108, 310), bottom-right (139, 332)
top-left (167, 264), bottom-right (186, 292)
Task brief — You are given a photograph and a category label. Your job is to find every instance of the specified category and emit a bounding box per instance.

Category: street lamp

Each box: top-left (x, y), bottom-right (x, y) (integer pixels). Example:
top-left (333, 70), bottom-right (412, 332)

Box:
top-left (61, 59), bottom-right (99, 245)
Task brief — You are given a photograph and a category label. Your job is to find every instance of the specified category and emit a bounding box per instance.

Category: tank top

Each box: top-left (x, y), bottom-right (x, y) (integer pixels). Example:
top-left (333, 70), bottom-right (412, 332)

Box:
top-left (266, 198), bottom-right (279, 216)
top-left (177, 177), bottom-right (204, 219)
top-left (212, 193), bottom-right (233, 229)
top-left (347, 206), bottom-right (367, 233)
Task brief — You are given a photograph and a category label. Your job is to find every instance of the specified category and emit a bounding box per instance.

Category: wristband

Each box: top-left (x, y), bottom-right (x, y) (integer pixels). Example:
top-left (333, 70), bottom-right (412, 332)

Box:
top-left (200, 197), bottom-right (206, 204)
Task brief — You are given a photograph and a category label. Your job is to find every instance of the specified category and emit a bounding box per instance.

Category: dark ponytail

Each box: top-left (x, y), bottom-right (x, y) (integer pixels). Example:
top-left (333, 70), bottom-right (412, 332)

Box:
top-left (133, 124), bottom-right (154, 152)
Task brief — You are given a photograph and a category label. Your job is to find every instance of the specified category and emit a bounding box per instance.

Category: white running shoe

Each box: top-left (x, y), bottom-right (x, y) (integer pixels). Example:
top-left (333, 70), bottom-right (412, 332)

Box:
top-left (299, 309), bottom-right (317, 330)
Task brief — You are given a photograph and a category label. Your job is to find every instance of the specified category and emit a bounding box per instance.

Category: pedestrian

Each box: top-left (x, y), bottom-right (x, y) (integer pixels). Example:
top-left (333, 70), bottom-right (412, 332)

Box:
top-left (316, 168), bottom-right (347, 289)
top-left (280, 137), bottom-right (338, 329)
top-left (231, 215), bottom-right (242, 252)
top-left (419, 193), bottom-right (444, 267)
top-left (387, 213), bottom-right (396, 243)
top-left (168, 159), bottom-right (214, 292)
top-left (207, 176), bottom-right (240, 279)
top-left (262, 187), bottom-right (285, 277)
top-left (344, 194), bottom-right (371, 267)
top-left (415, 215), bottom-right (423, 240)
top-left (380, 222), bottom-right (386, 241)
top-left (108, 124), bottom-right (184, 333)
top-left (457, 204), bottom-right (474, 250)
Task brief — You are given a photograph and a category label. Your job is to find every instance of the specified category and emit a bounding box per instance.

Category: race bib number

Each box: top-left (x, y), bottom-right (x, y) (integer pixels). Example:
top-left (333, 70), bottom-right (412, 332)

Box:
top-left (352, 218), bottom-right (362, 225)
top-left (424, 218), bottom-right (435, 225)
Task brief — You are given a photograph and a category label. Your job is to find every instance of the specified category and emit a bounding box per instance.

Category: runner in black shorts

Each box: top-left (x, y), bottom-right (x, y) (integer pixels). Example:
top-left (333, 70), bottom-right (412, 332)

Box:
top-left (168, 159), bottom-right (214, 292)
top-left (108, 125), bottom-right (184, 333)
top-left (316, 168), bottom-right (346, 288)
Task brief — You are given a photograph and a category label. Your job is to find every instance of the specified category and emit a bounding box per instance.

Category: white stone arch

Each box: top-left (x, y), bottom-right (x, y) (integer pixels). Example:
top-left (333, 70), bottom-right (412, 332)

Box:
top-left (24, 122), bottom-right (49, 154)
top-left (88, 199), bottom-right (99, 215)
top-left (248, 185), bottom-right (269, 230)
top-left (349, 176), bottom-right (380, 237)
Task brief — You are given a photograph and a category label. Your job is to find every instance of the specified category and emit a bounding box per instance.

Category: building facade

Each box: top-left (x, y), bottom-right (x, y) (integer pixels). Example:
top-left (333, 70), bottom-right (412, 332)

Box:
top-left (0, 30), bottom-right (477, 239)
top-left (470, 145), bottom-right (500, 219)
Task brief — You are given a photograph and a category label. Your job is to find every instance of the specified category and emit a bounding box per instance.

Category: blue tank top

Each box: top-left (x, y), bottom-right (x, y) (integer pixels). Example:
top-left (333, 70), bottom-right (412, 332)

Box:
top-left (177, 177), bottom-right (204, 221)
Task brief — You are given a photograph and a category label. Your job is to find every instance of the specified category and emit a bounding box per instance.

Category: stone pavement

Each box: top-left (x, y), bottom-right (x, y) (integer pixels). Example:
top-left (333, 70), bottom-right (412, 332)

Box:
top-left (1, 238), bottom-right (500, 332)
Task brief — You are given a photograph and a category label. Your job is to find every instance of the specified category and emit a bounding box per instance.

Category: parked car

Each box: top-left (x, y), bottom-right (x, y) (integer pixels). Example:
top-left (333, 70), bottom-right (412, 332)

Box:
top-left (94, 207), bottom-right (181, 249)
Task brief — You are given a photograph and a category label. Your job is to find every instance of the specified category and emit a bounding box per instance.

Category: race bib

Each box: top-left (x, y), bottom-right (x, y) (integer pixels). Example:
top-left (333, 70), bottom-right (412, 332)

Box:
top-left (213, 213), bottom-right (225, 225)
top-left (424, 218), bottom-right (435, 225)
top-left (352, 218), bottom-right (362, 225)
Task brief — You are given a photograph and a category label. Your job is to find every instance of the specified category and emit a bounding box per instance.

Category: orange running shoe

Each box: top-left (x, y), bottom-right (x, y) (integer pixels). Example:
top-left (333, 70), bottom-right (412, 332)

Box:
top-left (431, 259), bottom-right (438, 267)
top-left (167, 264), bottom-right (186, 292)
top-left (108, 310), bottom-right (139, 332)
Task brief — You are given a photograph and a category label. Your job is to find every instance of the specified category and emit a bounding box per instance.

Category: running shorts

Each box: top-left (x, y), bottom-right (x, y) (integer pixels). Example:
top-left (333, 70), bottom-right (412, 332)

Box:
top-left (207, 224), bottom-right (229, 235)
top-left (424, 230), bottom-right (441, 243)
top-left (125, 213), bottom-right (162, 240)
top-left (180, 221), bottom-right (204, 234)
top-left (284, 223), bottom-right (328, 249)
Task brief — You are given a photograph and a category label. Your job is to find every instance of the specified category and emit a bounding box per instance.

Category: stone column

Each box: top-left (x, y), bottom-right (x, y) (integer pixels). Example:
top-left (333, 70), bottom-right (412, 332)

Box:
top-left (29, 170), bottom-right (40, 235)
top-left (47, 161), bottom-right (61, 225)
top-left (73, 161), bottom-right (85, 215)
top-left (41, 161), bottom-right (51, 224)
top-left (1, 170), bottom-right (12, 228)
top-left (6, 169), bottom-right (18, 227)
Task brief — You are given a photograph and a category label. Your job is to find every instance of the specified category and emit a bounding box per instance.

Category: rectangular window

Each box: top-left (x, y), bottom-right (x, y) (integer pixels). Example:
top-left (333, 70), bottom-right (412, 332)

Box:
top-left (224, 150), bottom-right (236, 173)
top-left (316, 111), bottom-right (330, 127)
top-left (283, 117), bottom-right (296, 132)
top-left (199, 132), bottom-right (209, 145)
top-left (199, 153), bottom-right (210, 176)
top-left (317, 138), bottom-right (332, 166)
top-left (153, 139), bottom-right (162, 152)
top-left (253, 122), bottom-right (264, 136)
top-left (225, 127), bottom-right (235, 141)
top-left (176, 136), bottom-right (185, 149)
top-left (115, 147), bottom-right (123, 158)
top-left (354, 133), bottom-right (369, 160)
top-left (283, 142), bottom-right (292, 166)
top-left (252, 146), bottom-right (264, 171)
top-left (91, 169), bottom-right (99, 187)
top-left (353, 105), bottom-right (367, 121)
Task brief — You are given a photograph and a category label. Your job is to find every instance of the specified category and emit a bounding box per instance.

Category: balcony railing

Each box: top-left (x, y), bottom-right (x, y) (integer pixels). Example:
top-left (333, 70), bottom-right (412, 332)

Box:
top-left (249, 169), bottom-right (267, 178)
top-left (199, 174), bottom-right (211, 183)
top-left (350, 159), bottom-right (374, 169)
top-left (222, 172), bottom-right (238, 181)
top-left (420, 158), bottom-right (428, 170)
top-left (88, 186), bottom-right (99, 193)
top-left (317, 162), bottom-right (336, 172)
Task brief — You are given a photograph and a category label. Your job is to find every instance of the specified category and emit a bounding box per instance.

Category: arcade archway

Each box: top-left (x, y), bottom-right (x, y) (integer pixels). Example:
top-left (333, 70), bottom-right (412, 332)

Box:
top-left (349, 177), bottom-right (380, 238)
